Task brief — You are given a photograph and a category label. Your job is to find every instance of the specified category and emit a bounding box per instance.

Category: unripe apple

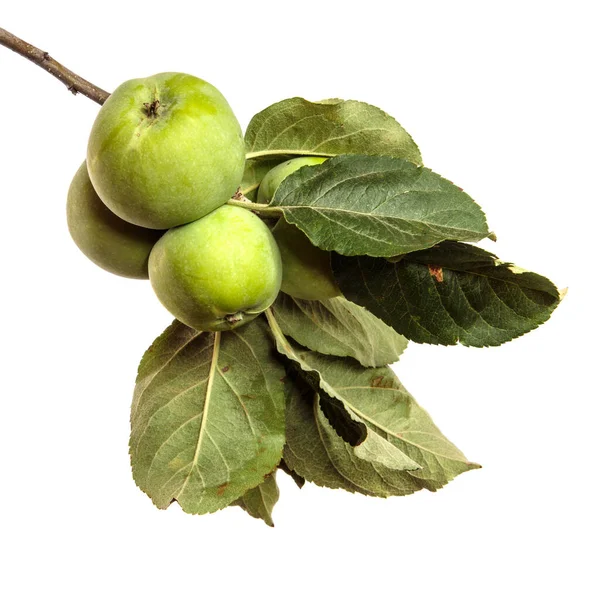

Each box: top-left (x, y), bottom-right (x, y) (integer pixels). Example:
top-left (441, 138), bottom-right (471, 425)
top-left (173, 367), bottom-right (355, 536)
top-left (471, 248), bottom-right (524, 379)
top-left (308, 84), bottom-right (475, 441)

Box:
top-left (257, 156), bottom-right (327, 203)
top-left (149, 205), bottom-right (282, 331)
top-left (258, 156), bottom-right (339, 301)
top-left (87, 72), bottom-right (245, 229)
top-left (67, 161), bottom-right (163, 279)
top-left (272, 218), bottom-right (340, 301)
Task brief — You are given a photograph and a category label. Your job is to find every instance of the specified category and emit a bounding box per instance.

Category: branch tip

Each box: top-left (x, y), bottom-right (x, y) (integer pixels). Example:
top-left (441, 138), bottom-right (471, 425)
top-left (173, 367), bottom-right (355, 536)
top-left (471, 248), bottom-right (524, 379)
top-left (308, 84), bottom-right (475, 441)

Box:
top-left (0, 26), bottom-right (110, 105)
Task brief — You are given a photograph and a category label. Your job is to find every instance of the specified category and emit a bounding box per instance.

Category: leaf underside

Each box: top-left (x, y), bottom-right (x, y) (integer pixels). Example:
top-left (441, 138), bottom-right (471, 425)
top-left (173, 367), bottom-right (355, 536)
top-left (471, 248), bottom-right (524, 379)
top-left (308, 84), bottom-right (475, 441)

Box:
top-left (245, 97), bottom-right (422, 165)
top-left (267, 312), bottom-right (478, 497)
top-left (282, 356), bottom-right (479, 497)
top-left (233, 471), bottom-right (280, 527)
top-left (130, 317), bottom-right (286, 515)
top-left (272, 292), bottom-right (407, 368)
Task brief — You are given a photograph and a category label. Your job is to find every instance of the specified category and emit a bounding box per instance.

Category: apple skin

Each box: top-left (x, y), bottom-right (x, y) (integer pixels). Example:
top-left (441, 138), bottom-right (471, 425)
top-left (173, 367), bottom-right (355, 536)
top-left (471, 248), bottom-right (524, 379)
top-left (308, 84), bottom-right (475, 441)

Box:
top-left (87, 72), bottom-right (245, 229)
top-left (149, 205), bottom-right (282, 331)
top-left (257, 156), bottom-right (327, 203)
top-left (67, 161), bottom-right (163, 279)
top-left (257, 156), bottom-right (339, 301)
top-left (272, 218), bottom-right (340, 301)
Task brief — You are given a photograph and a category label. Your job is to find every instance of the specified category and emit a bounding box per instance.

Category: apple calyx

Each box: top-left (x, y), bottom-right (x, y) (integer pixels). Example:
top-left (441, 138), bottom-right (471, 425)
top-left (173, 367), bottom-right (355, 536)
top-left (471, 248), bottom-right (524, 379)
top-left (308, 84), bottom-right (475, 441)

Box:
top-left (225, 312), bottom-right (244, 325)
top-left (143, 99), bottom-right (161, 118)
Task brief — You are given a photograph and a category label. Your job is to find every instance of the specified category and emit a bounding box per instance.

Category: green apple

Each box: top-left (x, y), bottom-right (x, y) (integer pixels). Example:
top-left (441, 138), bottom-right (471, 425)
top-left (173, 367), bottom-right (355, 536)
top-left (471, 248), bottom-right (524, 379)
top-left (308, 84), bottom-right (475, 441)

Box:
top-left (67, 161), bottom-right (163, 279)
top-left (272, 218), bottom-right (340, 301)
top-left (87, 72), bottom-right (245, 229)
top-left (257, 156), bottom-right (327, 203)
top-left (257, 156), bottom-right (339, 301)
top-left (149, 205), bottom-right (282, 331)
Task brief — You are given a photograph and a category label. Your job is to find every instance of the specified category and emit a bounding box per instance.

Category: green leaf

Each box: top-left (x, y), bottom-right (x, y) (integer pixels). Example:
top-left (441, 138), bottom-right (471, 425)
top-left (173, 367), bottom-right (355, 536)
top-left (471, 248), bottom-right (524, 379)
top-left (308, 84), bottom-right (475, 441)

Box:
top-left (130, 318), bottom-right (286, 515)
top-left (283, 369), bottom-right (478, 497)
top-left (269, 155), bottom-right (489, 257)
top-left (240, 158), bottom-right (282, 200)
top-left (234, 471), bottom-right (280, 527)
top-left (318, 394), bottom-right (369, 447)
top-left (245, 97), bottom-right (422, 164)
top-left (266, 310), bottom-right (367, 446)
top-left (272, 292), bottom-right (407, 367)
top-left (284, 380), bottom-right (415, 496)
top-left (267, 311), bottom-right (478, 495)
top-left (333, 241), bottom-right (561, 347)
top-left (278, 459), bottom-right (305, 488)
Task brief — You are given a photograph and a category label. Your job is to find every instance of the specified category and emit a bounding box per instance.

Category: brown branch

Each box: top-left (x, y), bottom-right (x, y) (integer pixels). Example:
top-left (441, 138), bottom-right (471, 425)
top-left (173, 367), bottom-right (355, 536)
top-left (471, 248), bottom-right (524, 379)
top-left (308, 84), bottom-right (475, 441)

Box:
top-left (0, 27), bottom-right (110, 105)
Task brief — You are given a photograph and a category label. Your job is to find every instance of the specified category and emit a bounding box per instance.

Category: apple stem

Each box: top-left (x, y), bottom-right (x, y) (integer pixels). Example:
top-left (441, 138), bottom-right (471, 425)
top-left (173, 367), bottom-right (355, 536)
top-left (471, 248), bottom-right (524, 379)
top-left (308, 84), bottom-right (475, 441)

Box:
top-left (227, 196), bottom-right (282, 216)
top-left (0, 27), bottom-right (110, 105)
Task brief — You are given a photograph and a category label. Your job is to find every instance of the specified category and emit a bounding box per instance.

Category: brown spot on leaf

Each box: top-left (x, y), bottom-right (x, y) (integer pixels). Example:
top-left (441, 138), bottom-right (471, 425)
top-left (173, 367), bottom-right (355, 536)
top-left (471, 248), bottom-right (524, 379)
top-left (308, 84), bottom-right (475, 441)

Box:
top-left (371, 376), bottom-right (385, 388)
top-left (241, 394), bottom-right (256, 400)
top-left (217, 483), bottom-right (228, 496)
top-left (428, 265), bottom-right (444, 283)
top-left (371, 375), bottom-right (396, 389)
top-left (222, 365), bottom-right (230, 373)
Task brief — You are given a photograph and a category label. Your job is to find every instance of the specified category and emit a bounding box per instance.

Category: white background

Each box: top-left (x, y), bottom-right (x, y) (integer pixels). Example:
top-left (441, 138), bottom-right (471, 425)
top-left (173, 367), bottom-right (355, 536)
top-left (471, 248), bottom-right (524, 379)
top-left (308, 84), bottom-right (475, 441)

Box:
top-left (1, 2), bottom-right (592, 598)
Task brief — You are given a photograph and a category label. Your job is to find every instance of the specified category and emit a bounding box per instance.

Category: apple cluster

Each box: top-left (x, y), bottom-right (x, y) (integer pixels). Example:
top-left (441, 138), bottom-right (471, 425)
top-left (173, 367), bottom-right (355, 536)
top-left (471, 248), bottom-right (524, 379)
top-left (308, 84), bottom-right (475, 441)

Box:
top-left (67, 73), bottom-right (339, 332)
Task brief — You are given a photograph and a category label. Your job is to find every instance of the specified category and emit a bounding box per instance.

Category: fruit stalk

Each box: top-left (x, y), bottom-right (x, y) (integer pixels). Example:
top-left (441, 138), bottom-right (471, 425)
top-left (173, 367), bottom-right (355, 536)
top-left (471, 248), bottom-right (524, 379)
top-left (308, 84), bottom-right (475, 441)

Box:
top-left (0, 26), bottom-right (109, 104)
top-left (227, 195), bottom-right (281, 215)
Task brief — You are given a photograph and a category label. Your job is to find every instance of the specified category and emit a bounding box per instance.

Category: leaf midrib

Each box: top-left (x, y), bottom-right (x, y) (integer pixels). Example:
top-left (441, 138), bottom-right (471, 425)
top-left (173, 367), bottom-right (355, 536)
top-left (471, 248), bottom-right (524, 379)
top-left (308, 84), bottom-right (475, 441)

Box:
top-left (176, 331), bottom-right (221, 500)
top-left (345, 402), bottom-right (468, 464)
top-left (282, 205), bottom-right (485, 238)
